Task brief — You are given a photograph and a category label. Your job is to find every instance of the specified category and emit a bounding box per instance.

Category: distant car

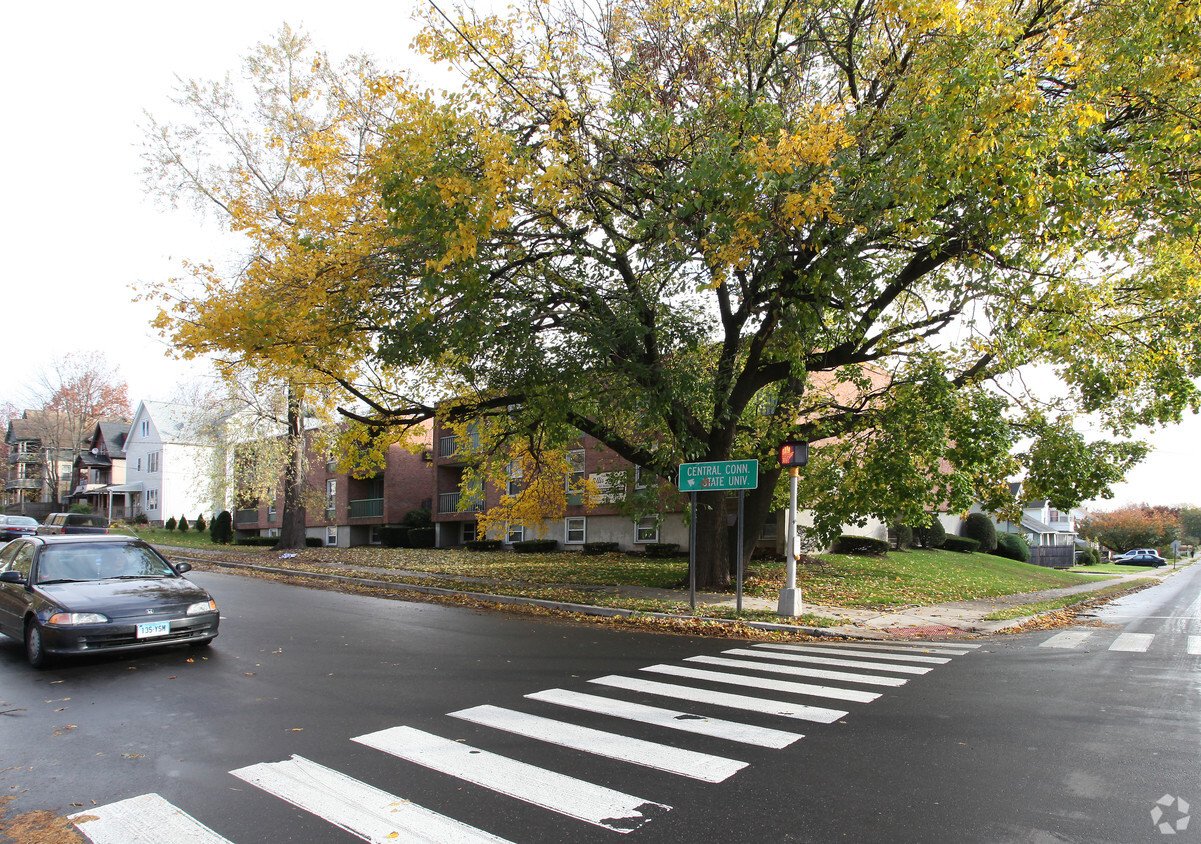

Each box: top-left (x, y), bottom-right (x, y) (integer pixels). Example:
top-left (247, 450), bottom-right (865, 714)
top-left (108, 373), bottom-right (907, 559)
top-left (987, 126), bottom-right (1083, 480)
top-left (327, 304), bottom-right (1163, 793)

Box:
top-left (1112, 548), bottom-right (1159, 562)
top-left (35, 512), bottom-right (109, 535)
top-left (1114, 552), bottom-right (1167, 567)
top-left (0, 535), bottom-right (219, 668)
top-left (0, 515), bottom-right (39, 542)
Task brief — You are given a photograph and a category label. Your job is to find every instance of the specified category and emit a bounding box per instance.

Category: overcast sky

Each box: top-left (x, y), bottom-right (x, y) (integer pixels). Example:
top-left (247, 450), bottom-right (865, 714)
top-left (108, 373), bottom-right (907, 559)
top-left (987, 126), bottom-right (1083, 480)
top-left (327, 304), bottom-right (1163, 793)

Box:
top-left (2, 1), bottom-right (1197, 509)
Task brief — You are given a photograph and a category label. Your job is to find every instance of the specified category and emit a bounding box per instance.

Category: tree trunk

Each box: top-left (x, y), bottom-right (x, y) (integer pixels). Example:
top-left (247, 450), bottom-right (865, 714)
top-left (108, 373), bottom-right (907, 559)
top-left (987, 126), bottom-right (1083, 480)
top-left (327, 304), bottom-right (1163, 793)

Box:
top-left (275, 386), bottom-right (307, 550)
top-left (692, 491), bottom-right (731, 589)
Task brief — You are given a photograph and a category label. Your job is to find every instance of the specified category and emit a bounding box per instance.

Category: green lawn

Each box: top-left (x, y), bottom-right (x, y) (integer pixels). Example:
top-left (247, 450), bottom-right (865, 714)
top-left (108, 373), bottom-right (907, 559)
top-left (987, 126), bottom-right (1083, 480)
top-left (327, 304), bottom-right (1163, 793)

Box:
top-left (172, 543), bottom-right (1102, 611)
top-left (115, 526), bottom-right (219, 549)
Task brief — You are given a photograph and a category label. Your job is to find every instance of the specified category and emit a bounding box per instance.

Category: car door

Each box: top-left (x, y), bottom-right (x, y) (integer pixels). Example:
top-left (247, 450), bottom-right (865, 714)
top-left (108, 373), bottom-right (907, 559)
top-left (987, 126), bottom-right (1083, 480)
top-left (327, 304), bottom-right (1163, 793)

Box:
top-left (0, 541), bottom-right (34, 636)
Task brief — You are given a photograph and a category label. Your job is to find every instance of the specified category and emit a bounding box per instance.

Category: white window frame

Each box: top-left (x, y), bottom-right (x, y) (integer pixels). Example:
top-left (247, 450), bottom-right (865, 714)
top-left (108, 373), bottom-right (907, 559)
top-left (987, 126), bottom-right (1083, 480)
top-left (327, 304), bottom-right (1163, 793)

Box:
top-left (141, 420), bottom-right (149, 437)
top-left (148, 451), bottom-right (160, 473)
top-left (634, 466), bottom-right (652, 490)
top-left (326, 526), bottom-right (338, 547)
top-left (146, 489), bottom-right (159, 512)
top-left (506, 522), bottom-right (524, 544)
top-left (565, 516), bottom-right (586, 544)
top-left (635, 517), bottom-right (659, 544)
top-left (462, 522), bottom-right (478, 543)
top-left (565, 449), bottom-right (585, 496)
top-left (325, 479), bottom-right (337, 517)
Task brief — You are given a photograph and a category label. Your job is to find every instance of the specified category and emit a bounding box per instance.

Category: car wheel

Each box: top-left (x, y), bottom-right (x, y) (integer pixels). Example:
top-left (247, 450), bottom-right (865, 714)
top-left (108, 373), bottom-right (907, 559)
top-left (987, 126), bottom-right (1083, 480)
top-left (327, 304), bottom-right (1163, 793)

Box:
top-left (25, 619), bottom-right (51, 669)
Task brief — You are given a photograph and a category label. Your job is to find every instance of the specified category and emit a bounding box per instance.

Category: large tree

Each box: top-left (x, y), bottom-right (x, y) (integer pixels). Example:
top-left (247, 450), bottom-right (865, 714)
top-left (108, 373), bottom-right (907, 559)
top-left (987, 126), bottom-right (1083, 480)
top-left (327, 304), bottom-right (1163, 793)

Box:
top-left (143, 26), bottom-right (412, 548)
top-left (336, 0), bottom-right (1200, 586)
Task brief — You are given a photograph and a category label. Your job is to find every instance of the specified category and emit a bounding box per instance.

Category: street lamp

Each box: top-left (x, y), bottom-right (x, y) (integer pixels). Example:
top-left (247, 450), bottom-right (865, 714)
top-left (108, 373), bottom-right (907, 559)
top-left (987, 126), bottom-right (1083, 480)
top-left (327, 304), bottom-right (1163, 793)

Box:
top-left (777, 441), bottom-right (808, 617)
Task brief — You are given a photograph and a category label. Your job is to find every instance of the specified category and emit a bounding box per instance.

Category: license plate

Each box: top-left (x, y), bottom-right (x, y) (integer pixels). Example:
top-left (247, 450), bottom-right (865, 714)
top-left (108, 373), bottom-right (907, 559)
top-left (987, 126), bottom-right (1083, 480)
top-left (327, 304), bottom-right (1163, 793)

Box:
top-left (136, 621), bottom-right (171, 639)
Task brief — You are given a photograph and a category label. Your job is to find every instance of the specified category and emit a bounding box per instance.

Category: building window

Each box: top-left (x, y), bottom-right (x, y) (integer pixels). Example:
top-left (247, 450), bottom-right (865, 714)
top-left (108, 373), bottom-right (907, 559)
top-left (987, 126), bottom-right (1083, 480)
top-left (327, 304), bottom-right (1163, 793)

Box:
top-left (759, 517), bottom-right (778, 541)
top-left (565, 450), bottom-right (585, 505)
top-left (462, 522), bottom-right (478, 543)
top-left (565, 517), bottom-right (586, 544)
top-left (325, 479), bottom-right (337, 518)
top-left (265, 528), bottom-right (280, 538)
top-left (634, 466), bottom-right (652, 490)
top-left (507, 522), bottom-right (524, 544)
top-left (635, 517), bottom-right (659, 543)
top-left (326, 526), bottom-right (338, 547)
top-left (136, 457), bottom-right (141, 472)
top-left (148, 451), bottom-right (160, 473)
top-left (506, 460), bottom-right (523, 497)
top-left (146, 489), bottom-right (159, 512)
top-left (268, 497), bottom-right (277, 521)
top-left (141, 421), bottom-right (149, 438)
top-left (369, 525), bottom-right (381, 545)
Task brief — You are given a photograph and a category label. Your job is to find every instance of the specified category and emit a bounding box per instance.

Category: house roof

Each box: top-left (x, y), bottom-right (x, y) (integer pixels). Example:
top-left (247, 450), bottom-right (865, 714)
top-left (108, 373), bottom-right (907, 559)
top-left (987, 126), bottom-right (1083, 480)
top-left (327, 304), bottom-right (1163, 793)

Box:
top-left (132, 401), bottom-right (207, 445)
top-left (5, 409), bottom-right (90, 449)
top-left (92, 420), bottom-right (130, 458)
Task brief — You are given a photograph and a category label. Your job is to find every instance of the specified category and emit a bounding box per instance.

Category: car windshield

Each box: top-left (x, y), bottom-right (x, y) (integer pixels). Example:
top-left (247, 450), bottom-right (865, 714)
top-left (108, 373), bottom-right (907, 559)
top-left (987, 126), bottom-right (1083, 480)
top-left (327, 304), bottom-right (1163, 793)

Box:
top-left (36, 544), bottom-right (177, 584)
top-left (10, 517), bottom-right (37, 526)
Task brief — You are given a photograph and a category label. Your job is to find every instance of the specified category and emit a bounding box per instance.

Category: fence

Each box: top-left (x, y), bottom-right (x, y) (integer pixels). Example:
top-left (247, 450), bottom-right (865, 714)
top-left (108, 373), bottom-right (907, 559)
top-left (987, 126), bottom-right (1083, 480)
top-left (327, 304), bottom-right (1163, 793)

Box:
top-left (1029, 545), bottom-right (1075, 569)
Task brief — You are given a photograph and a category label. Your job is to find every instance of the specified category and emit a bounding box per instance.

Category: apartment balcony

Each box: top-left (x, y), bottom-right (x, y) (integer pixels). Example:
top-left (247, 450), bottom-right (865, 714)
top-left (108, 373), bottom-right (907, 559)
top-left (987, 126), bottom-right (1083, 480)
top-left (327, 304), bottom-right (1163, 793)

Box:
top-left (437, 431), bottom-right (481, 462)
top-left (4, 479), bottom-right (41, 491)
top-left (235, 508), bottom-right (259, 525)
top-left (438, 492), bottom-right (483, 515)
top-left (349, 497), bottom-right (384, 519)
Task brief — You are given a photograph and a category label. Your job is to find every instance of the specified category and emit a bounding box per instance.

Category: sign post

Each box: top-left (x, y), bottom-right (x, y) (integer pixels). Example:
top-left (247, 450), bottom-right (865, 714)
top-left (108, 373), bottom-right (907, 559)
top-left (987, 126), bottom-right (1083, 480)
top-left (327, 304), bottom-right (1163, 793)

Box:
top-left (677, 460), bottom-right (759, 610)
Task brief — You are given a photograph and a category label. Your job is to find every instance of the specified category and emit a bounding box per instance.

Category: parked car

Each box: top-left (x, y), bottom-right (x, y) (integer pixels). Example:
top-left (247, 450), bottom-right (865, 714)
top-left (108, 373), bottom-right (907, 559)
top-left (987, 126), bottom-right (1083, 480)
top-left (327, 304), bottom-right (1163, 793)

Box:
top-left (0, 515), bottom-right (39, 542)
top-left (0, 535), bottom-right (219, 668)
top-left (1114, 551), bottom-right (1167, 567)
top-left (35, 512), bottom-right (109, 535)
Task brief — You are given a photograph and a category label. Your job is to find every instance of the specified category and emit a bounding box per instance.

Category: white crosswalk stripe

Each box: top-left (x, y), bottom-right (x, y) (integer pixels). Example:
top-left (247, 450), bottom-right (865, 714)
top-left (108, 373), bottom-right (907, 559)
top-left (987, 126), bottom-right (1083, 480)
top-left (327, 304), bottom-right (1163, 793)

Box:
top-left (230, 755), bottom-right (512, 843)
top-left (737, 646), bottom-right (934, 674)
top-left (1109, 632), bottom-right (1155, 652)
top-left (815, 641), bottom-right (976, 656)
top-left (523, 688), bottom-right (804, 749)
top-left (71, 793), bottom-right (233, 844)
top-left (353, 726), bottom-right (671, 833)
top-left (73, 637), bottom-right (976, 842)
top-left (1039, 631), bottom-right (1095, 648)
top-left (590, 673), bottom-right (850, 723)
top-left (685, 654), bottom-right (908, 687)
top-left (448, 704), bottom-right (748, 782)
top-left (754, 643), bottom-right (952, 664)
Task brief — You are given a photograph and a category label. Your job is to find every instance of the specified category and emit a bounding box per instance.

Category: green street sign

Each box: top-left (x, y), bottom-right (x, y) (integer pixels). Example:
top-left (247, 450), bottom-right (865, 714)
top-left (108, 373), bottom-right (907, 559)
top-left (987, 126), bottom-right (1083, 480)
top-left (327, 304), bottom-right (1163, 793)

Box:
top-left (677, 459), bottom-right (759, 492)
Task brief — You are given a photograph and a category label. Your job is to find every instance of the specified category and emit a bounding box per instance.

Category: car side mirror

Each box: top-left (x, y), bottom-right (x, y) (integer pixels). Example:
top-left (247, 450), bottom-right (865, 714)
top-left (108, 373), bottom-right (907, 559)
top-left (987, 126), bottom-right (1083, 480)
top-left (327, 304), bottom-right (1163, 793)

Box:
top-left (173, 562), bottom-right (193, 574)
top-left (0, 571), bottom-right (25, 585)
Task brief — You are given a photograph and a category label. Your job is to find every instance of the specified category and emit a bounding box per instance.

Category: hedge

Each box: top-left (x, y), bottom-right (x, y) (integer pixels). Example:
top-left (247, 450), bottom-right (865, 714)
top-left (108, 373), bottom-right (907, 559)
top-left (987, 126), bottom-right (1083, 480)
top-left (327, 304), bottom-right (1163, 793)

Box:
top-left (582, 541), bottom-right (620, 555)
top-left (407, 527), bottom-right (436, 548)
top-left (465, 539), bottom-right (503, 552)
top-left (513, 539), bottom-right (559, 553)
top-left (644, 542), bottom-right (680, 558)
top-left (943, 536), bottom-right (980, 553)
top-left (992, 532), bottom-right (1030, 562)
top-left (380, 526), bottom-right (409, 548)
top-left (833, 535), bottom-right (890, 556)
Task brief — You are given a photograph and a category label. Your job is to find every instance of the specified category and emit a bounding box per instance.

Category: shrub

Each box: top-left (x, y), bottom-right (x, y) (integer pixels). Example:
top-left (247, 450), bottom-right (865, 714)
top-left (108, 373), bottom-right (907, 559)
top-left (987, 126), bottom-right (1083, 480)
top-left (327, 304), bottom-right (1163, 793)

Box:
top-left (644, 542), bottom-right (680, 558)
top-left (235, 536), bottom-right (278, 546)
top-left (892, 523), bottom-right (914, 550)
top-left (465, 539), bottom-right (503, 552)
top-left (833, 535), bottom-right (890, 556)
top-left (513, 539), bottom-right (559, 553)
top-left (943, 536), bottom-right (980, 553)
top-left (69, 502), bottom-right (94, 514)
top-left (195, 514), bottom-right (207, 533)
top-left (380, 526), bottom-right (409, 548)
top-left (305, 537), bottom-right (324, 547)
top-left (582, 541), bottom-right (620, 555)
top-left (132, 512), bottom-right (150, 525)
top-left (407, 526), bottom-right (435, 547)
top-left (993, 532), bottom-right (1030, 562)
top-left (402, 508), bottom-right (432, 528)
top-left (961, 513), bottom-right (998, 553)
top-left (178, 515), bottom-right (189, 532)
top-left (165, 516), bottom-right (177, 532)
top-left (913, 515), bottom-right (946, 549)
top-left (211, 510), bottom-right (233, 544)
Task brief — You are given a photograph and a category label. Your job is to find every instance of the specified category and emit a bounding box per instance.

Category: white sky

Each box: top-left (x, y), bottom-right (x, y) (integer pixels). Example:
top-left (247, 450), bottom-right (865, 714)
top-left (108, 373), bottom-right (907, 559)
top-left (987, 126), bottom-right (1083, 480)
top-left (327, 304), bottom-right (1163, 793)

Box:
top-left (2, 1), bottom-right (1197, 509)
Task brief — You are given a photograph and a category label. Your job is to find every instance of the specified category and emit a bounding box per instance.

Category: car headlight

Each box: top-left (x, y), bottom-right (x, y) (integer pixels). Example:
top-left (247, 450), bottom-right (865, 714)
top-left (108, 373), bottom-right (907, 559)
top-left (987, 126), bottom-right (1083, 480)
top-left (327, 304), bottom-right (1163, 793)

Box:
top-left (186, 600), bottom-right (217, 615)
top-left (48, 612), bottom-right (109, 625)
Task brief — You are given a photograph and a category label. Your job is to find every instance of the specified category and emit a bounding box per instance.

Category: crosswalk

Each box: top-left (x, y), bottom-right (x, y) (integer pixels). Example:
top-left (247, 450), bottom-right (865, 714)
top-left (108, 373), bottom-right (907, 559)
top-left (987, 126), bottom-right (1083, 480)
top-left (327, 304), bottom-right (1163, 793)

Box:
top-left (1039, 630), bottom-right (1201, 654)
top-left (70, 639), bottom-right (978, 843)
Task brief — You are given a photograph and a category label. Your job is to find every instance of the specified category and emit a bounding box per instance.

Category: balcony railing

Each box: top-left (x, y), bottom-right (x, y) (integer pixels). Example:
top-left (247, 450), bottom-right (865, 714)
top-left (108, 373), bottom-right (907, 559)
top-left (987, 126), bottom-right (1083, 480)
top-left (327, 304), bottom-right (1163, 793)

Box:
top-left (349, 497), bottom-right (384, 518)
top-left (235, 509), bottom-right (259, 525)
top-left (438, 431), bottom-right (481, 459)
top-left (438, 491), bottom-right (483, 514)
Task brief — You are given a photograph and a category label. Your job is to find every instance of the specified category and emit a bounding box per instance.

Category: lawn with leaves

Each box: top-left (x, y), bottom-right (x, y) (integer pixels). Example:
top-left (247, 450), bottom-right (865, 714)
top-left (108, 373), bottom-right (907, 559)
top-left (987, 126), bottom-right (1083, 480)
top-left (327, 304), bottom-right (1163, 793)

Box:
top-left (178, 544), bottom-right (1104, 611)
top-left (114, 526), bottom-right (220, 549)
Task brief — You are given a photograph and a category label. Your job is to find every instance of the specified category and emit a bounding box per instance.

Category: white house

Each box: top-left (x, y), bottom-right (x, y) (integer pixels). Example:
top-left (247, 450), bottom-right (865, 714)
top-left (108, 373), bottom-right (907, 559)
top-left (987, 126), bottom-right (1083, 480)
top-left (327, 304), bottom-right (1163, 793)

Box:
top-left (124, 401), bottom-right (216, 525)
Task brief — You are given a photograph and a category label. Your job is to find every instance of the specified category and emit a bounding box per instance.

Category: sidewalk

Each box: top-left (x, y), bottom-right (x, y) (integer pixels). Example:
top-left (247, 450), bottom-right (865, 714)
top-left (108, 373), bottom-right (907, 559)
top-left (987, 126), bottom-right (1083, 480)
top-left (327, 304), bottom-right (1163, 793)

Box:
top-left (177, 545), bottom-right (1187, 640)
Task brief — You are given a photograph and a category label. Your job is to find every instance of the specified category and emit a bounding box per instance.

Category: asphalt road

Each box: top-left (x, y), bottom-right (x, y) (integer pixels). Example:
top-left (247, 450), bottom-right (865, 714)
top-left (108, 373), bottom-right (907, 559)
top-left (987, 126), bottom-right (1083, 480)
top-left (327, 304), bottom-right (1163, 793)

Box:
top-left (1, 565), bottom-right (1197, 843)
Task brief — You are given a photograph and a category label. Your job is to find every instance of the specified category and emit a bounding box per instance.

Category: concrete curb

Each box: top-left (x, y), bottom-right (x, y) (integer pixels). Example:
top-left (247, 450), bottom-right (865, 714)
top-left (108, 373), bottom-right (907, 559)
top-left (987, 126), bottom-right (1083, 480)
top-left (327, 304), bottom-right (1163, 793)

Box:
top-left (191, 558), bottom-right (853, 639)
